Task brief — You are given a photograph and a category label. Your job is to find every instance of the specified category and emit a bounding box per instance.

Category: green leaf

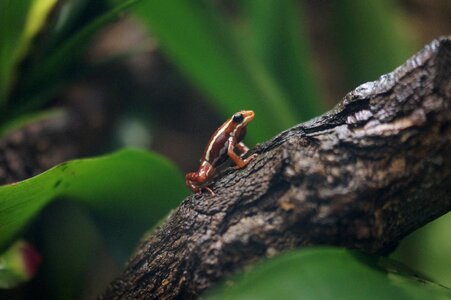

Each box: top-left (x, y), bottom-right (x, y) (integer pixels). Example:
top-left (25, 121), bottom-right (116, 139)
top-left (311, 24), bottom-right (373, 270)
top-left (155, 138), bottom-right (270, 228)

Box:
top-left (0, 0), bottom-right (32, 106)
top-left (0, 0), bottom-right (59, 106)
top-left (0, 148), bottom-right (186, 251)
top-left (207, 248), bottom-right (451, 300)
top-left (391, 213), bottom-right (451, 288)
top-left (35, 0), bottom-right (138, 79)
top-left (13, 0), bottom-right (139, 113)
top-left (330, 0), bottom-right (416, 90)
top-left (243, 0), bottom-right (324, 120)
top-left (21, 0), bottom-right (58, 50)
top-left (42, 0), bottom-right (92, 51)
top-left (133, 1), bottom-right (298, 142)
top-left (39, 202), bottom-right (107, 299)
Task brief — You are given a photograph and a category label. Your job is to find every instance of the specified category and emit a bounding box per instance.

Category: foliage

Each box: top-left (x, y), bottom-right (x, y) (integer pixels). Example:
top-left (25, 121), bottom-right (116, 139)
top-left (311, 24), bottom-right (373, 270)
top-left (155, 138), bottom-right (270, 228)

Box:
top-left (330, 0), bottom-right (415, 89)
top-left (242, 0), bottom-right (324, 119)
top-left (0, 0), bottom-right (34, 105)
top-left (0, 240), bottom-right (41, 289)
top-left (0, 0), bottom-right (447, 298)
top-left (0, 149), bottom-right (185, 252)
top-left (134, 0), bottom-right (297, 142)
top-left (0, 0), bottom-right (137, 123)
top-left (207, 248), bottom-right (451, 300)
top-left (392, 214), bottom-right (451, 288)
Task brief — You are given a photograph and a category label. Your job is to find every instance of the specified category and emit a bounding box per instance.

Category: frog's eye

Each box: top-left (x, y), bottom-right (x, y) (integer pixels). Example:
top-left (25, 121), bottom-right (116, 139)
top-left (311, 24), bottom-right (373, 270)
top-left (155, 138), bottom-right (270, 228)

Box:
top-left (232, 113), bottom-right (244, 123)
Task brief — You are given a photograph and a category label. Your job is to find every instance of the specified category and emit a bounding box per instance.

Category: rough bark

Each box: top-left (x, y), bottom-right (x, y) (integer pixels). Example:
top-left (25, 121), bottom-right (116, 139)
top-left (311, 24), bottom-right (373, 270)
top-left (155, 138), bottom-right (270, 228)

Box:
top-left (102, 37), bottom-right (451, 299)
top-left (0, 84), bottom-right (115, 184)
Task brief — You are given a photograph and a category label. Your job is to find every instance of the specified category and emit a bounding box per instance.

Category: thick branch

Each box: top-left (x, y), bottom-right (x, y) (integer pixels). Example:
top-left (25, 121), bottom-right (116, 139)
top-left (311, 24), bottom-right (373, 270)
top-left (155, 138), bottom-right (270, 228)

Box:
top-left (0, 84), bottom-right (114, 184)
top-left (103, 37), bottom-right (451, 299)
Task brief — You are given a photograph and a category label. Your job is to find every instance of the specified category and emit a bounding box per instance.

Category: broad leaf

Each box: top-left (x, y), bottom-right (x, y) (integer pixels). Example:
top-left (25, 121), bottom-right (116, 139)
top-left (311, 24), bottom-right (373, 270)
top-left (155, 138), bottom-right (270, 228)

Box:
top-left (0, 148), bottom-right (186, 251)
top-left (0, 0), bottom-right (32, 105)
top-left (10, 0), bottom-right (139, 114)
top-left (243, 0), bottom-right (324, 120)
top-left (39, 202), bottom-right (108, 299)
top-left (207, 248), bottom-right (451, 300)
top-left (20, 0), bottom-right (58, 53)
top-left (0, 0), bottom-right (59, 106)
top-left (133, 1), bottom-right (297, 142)
top-left (330, 0), bottom-right (415, 90)
top-left (41, 0), bottom-right (92, 51)
top-left (392, 213), bottom-right (451, 288)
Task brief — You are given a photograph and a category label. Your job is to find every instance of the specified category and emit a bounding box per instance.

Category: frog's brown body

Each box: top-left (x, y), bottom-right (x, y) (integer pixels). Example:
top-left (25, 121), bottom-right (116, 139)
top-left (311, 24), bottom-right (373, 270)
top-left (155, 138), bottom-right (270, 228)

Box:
top-left (185, 110), bottom-right (256, 195)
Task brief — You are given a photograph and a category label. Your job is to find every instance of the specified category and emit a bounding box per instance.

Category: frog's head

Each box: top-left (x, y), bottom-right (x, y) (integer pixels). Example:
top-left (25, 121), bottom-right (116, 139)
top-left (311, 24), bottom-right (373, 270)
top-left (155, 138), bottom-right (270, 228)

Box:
top-left (232, 110), bottom-right (254, 126)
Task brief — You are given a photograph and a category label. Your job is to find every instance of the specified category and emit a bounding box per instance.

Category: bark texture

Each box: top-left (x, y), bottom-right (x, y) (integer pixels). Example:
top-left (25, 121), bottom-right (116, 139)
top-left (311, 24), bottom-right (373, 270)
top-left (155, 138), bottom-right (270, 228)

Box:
top-left (102, 37), bottom-right (451, 299)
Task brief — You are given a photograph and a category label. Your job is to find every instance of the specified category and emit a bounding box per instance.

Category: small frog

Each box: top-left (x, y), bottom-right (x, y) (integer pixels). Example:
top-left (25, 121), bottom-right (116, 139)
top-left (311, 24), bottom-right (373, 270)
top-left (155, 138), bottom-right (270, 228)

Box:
top-left (185, 110), bottom-right (257, 195)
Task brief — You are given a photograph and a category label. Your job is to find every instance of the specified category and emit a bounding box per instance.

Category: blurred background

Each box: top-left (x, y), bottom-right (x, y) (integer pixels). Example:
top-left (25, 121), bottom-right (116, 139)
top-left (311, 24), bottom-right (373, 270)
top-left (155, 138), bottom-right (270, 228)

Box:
top-left (0, 0), bottom-right (450, 299)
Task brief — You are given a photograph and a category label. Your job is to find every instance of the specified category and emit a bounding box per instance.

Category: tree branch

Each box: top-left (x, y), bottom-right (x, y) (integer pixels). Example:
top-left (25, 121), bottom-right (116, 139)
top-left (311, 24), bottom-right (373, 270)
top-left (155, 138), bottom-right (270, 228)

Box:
top-left (0, 84), bottom-right (115, 184)
top-left (102, 36), bottom-right (451, 299)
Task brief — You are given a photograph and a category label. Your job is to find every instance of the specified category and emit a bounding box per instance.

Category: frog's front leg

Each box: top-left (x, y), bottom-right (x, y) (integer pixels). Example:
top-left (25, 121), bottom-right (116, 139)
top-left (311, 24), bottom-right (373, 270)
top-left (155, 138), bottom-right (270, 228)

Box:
top-left (228, 137), bottom-right (256, 169)
top-left (236, 142), bottom-right (250, 155)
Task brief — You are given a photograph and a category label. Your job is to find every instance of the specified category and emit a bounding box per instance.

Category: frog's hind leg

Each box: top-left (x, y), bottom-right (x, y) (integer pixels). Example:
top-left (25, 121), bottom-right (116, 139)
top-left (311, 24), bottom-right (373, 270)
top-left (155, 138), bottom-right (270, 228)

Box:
top-left (185, 172), bottom-right (215, 196)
